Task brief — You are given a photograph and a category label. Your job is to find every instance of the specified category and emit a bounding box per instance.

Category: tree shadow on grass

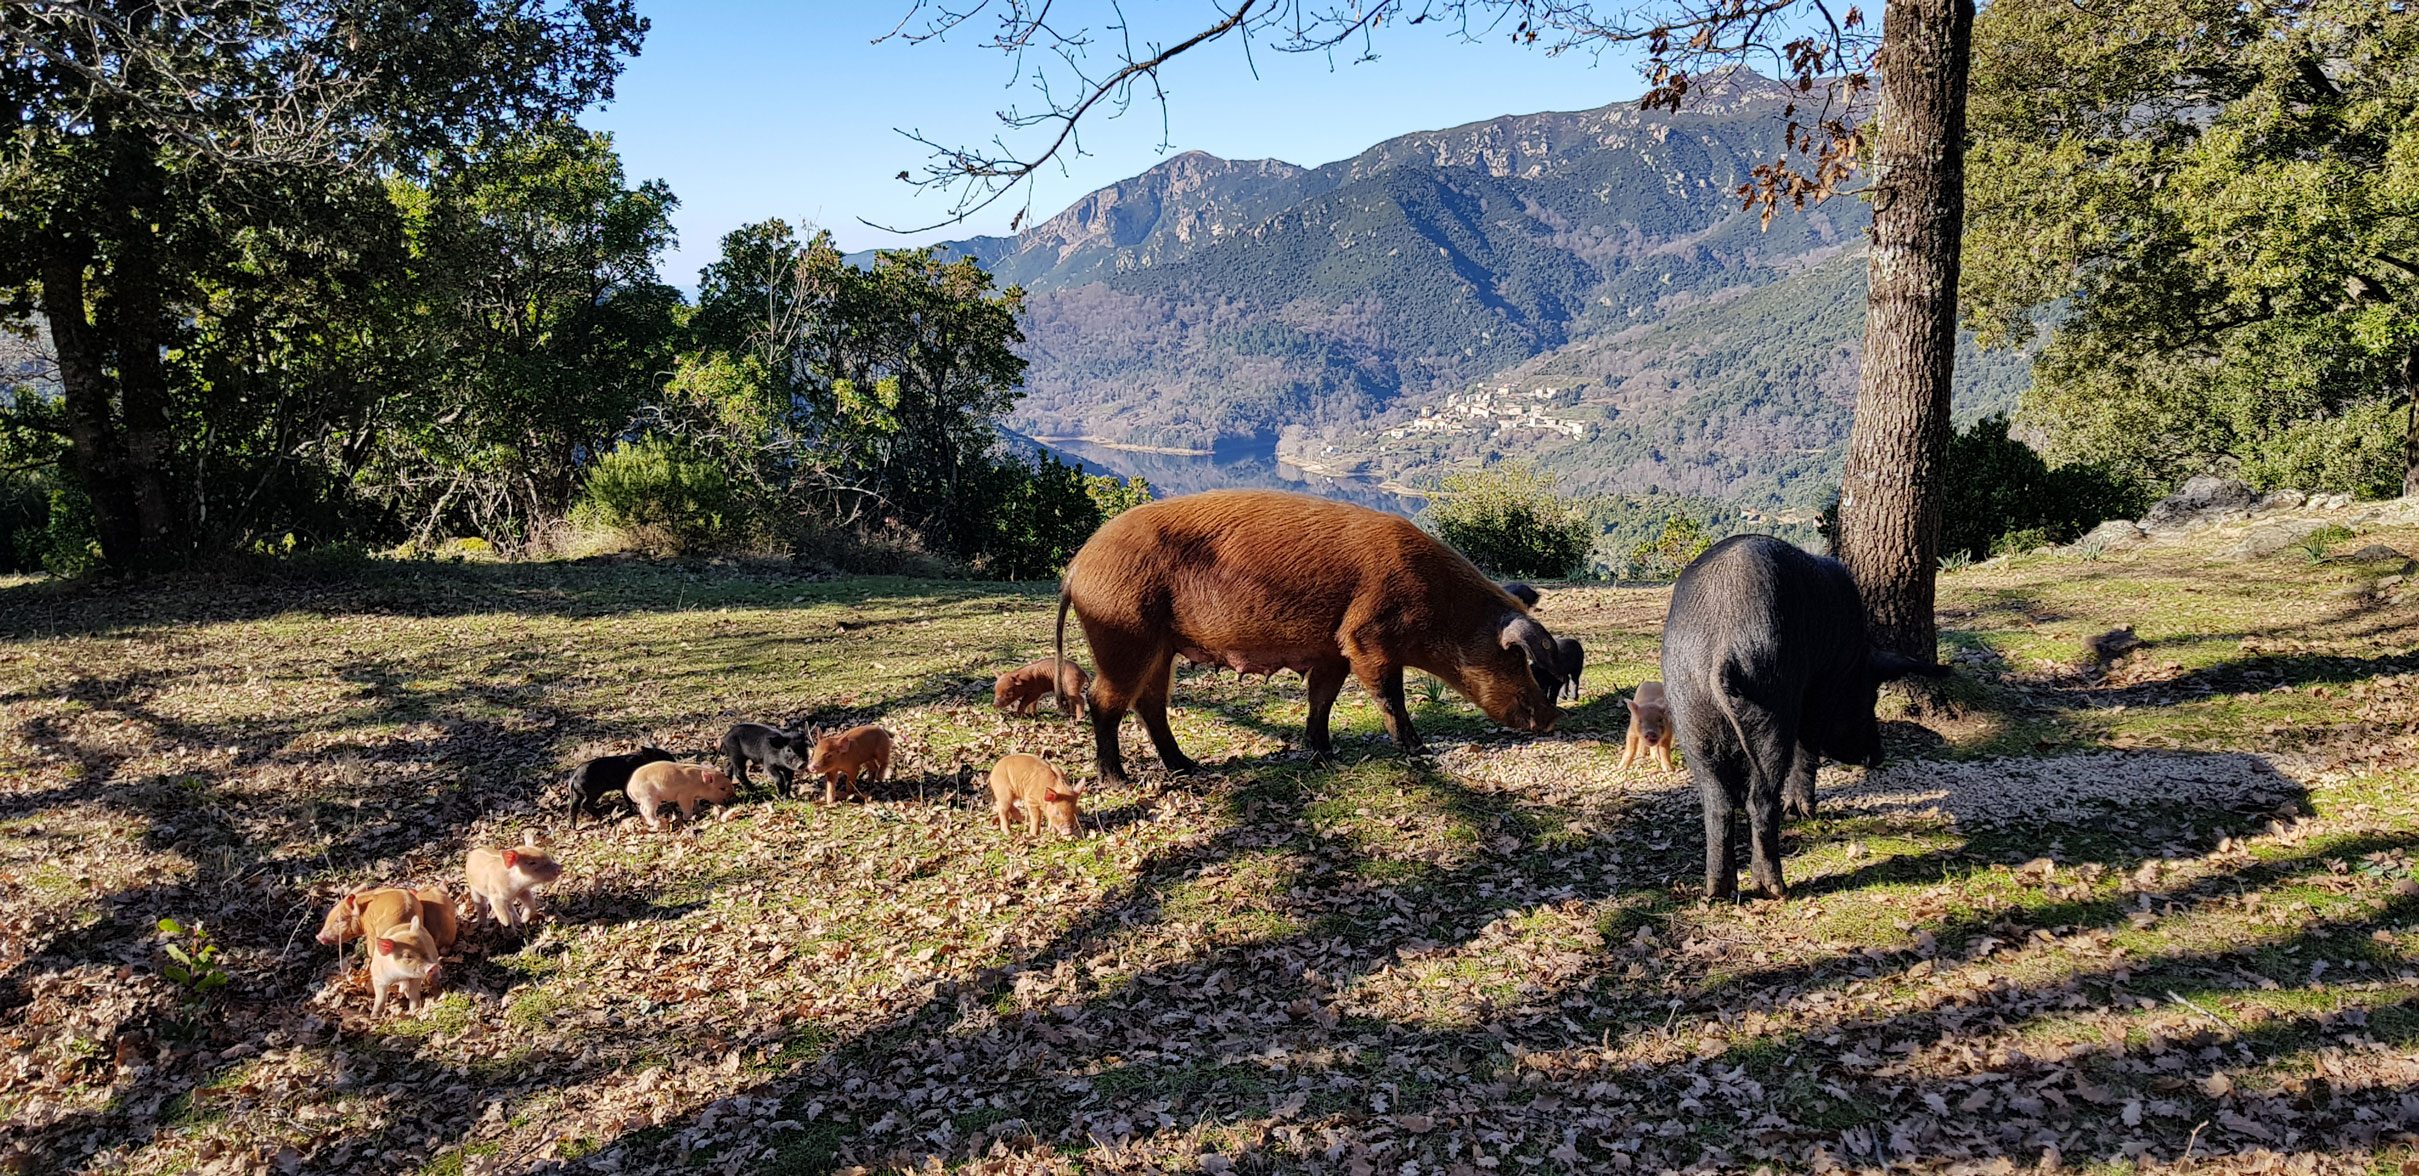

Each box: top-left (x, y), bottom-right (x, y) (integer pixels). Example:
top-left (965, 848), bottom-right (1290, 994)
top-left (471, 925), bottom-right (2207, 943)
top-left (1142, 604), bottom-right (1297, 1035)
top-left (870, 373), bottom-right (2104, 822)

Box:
top-left (0, 559), bottom-right (1066, 641)
top-left (4, 636), bottom-right (2405, 1175)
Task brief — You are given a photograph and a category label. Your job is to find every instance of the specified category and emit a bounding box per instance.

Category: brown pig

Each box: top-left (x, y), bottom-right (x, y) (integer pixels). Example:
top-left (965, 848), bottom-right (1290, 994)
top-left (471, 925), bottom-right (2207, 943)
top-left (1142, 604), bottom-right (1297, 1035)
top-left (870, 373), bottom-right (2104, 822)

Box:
top-left (994, 657), bottom-right (1090, 717)
top-left (369, 914), bottom-right (440, 1016)
top-left (1056, 490), bottom-right (1581, 784)
top-left (466, 832), bottom-right (564, 929)
top-left (625, 761), bottom-right (736, 830)
top-left (315, 886), bottom-right (458, 955)
top-left (1618, 680), bottom-right (1677, 774)
top-left (806, 725), bottom-right (891, 804)
top-left (989, 753), bottom-right (1082, 837)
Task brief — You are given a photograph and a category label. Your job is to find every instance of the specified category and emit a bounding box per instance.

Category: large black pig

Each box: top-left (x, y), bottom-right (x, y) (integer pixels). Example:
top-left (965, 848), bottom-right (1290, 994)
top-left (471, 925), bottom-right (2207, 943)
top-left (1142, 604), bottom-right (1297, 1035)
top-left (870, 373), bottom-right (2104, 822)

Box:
top-left (1661, 535), bottom-right (1948, 898)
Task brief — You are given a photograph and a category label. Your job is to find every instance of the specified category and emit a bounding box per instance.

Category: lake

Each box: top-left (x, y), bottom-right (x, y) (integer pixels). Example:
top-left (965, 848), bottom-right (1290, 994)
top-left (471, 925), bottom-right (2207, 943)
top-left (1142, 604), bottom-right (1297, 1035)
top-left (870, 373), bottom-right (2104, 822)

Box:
top-left (1033, 435), bottom-right (1425, 516)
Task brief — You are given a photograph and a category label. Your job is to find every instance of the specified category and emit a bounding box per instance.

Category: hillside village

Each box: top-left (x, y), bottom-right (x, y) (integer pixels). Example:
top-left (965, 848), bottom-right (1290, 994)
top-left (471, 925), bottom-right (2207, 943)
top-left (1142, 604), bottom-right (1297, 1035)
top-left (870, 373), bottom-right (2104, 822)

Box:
top-left (1384, 386), bottom-right (1589, 442)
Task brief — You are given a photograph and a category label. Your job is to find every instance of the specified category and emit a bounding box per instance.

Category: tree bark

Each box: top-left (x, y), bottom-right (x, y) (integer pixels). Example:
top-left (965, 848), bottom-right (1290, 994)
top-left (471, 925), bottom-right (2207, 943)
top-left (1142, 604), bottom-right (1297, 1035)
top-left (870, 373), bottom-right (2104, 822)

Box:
top-left (1837, 0), bottom-right (1975, 661)
top-left (39, 236), bottom-right (144, 571)
top-left (104, 135), bottom-right (186, 567)
top-left (2402, 346), bottom-right (2418, 500)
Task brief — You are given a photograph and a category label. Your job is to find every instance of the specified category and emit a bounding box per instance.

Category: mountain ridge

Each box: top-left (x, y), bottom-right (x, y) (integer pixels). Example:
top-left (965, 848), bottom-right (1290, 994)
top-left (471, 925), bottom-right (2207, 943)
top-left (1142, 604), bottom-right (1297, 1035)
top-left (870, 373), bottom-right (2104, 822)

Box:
top-left (865, 73), bottom-right (2026, 509)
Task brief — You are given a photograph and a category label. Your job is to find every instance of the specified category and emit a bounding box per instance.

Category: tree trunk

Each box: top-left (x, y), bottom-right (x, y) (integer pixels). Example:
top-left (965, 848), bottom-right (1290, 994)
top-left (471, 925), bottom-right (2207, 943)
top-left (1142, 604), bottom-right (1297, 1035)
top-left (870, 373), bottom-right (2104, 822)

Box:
top-left (2402, 346), bottom-right (2418, 500)
top-left (39, 237), bottom-right (144, 571)
top-left (1836, 0), bottom-right (1975, 661)
top-left (105, 136), bottom-right (186, 567)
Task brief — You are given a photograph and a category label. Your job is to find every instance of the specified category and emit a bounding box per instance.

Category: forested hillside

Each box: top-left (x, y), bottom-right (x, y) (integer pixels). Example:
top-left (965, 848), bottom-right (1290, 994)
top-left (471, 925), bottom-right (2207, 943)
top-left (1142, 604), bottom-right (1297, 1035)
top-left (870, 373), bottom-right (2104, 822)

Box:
top-left (902, 72), bottom-right (2031, 504)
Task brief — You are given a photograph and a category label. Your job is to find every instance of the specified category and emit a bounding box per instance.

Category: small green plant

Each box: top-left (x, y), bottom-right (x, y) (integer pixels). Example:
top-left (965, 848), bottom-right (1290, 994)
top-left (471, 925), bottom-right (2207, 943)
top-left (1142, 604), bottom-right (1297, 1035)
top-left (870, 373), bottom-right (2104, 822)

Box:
top-left (1938, 549), bottom-right (1975, 573)
top-left (2296, 523), bottom-right (2357, 563)
top-left (1414, 672), bottom-right (1448, 706)
top-left (2071, 540), bottom-right (2106, 562)
top-left (157, 917), bottom-right (229, 998)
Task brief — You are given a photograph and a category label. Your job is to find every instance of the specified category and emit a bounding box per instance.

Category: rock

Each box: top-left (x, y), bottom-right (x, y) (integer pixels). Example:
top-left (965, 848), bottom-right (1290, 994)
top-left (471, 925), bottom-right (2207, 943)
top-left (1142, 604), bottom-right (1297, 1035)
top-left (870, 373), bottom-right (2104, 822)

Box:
top-left (2367, 496), bottom-right (2419, 526)
top-left (2074, 519), bottom-right (2145, 551)
top-left (2222, 518), bottom-right (2332, 561)
top-left (2342, 543), bottom-right (2408, 563)
top-left (2086, 627), bottom-right (2141, 662)
top-left (2314, 492), bottom-right (2353, 510)
top-left (2142, 475), bottom-right (2255, 531)
top-left (2253, 488), bottom-right (2307, 512)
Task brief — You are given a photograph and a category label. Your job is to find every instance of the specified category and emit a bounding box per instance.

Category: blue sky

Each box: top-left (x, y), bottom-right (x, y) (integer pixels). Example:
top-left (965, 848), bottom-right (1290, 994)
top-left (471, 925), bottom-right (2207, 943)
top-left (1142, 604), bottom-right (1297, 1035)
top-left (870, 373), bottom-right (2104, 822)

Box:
top-left (584, 2), bottom-right (1652, 286)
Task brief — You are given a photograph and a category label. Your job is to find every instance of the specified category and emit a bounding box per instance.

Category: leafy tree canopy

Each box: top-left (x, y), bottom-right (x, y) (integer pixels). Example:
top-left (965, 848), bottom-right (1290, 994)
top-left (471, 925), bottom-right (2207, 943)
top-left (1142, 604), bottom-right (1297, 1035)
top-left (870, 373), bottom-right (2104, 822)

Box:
top-left (1965, 0), bottom-right (2419, 498)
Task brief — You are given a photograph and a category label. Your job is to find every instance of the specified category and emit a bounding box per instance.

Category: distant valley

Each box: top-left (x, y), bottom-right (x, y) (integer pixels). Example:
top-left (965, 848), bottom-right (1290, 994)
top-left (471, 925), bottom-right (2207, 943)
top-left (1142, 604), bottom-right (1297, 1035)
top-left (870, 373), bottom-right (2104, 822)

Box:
top-left (893, 73), bottom-right (2032, 511)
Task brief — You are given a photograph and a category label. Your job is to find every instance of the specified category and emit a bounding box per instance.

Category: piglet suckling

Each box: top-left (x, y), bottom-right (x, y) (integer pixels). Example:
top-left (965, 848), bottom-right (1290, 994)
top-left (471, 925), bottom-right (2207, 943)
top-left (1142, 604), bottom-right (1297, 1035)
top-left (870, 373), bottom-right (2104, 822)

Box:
top-left (989, 753), bottom-right (1083, 837)
top-left (369, 914), bottom-right (440, 1016)
top-left (624, 761), bottom-right (736, 831)
top-left (466, 833), bottom-right (564, 929)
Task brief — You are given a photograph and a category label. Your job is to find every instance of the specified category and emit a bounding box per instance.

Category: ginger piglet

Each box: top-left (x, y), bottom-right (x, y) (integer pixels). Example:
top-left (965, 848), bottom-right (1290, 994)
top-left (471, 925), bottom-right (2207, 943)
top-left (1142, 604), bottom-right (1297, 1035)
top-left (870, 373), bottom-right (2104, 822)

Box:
top-left (989, 753), bottom-right (1083, 837)
top-left (466, 832), bottom-right (564, 929)
top-left (1618, 680), bottom-right (1677, 774)
top-left (624, 761), bottom-right (736, 831)
top-left (806, 726), bottom-right (891, 804)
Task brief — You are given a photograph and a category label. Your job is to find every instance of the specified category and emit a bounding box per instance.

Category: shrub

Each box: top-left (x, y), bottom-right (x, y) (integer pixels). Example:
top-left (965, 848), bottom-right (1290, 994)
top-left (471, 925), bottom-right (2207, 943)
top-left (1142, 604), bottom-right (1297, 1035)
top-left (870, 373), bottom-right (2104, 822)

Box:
top-left (2239, 399), bottom-right (2405, 500)
top-left (1628, 515), bottom-right (1715, 580)
top-left (1423, 463), bottom-right (1594, 580)
top-left (1989, 526), bottom-right (2054, 557)
top-left (13, 486), bottom-right (101, 577)
top-left (1085, 474), bottom-right (1153, 520)
top-left (0, 470), bottom-right (52, 575)
top-left (572, 438), bottom-right (741, 553)
top-left (953, 454), bottom-right (1141, 580)
top-left (1944, 414), bottom-right (2145, 561)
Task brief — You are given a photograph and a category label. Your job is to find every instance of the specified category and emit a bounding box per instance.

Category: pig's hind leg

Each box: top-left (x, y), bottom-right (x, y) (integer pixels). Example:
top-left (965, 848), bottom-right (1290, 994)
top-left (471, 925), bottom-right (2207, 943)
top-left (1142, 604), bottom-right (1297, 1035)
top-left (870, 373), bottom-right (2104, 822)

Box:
top-left (1301, 664), bottom-right (1350, 761)
top-left (1673, 700), bottom-right (1749, 900)
top-left (1736, 708), bottom-right (1800, 898)
top-left (1782, 740), bottom-right (1819, 819)
top-left (1131, 649), bottom-right (1200, 774)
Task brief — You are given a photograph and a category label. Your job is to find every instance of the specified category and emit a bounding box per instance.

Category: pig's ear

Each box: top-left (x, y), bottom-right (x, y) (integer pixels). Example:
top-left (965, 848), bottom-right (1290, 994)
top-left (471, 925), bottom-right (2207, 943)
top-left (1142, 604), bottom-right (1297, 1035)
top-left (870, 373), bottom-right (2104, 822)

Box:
top-left (1625, 698), bottom-right (1641, 717)
top-left (1869, 650), bottom-right (1952, 684)
top-left (1498, 614), bottom-right (1563, 694)
top-left (376, 938), bottom-right (395, 956)
top-left (1042, 789), bottom-right (1065, 803)
top-left (502, 849), bottom-right (520, 868)
top-left (1500, 582), bottom-right (1541, 608)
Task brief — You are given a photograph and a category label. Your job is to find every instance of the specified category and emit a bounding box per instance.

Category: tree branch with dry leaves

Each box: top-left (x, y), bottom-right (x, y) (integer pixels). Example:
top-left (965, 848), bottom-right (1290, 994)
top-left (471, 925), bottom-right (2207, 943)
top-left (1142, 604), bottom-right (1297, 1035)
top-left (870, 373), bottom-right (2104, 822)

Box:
top-left (877, 0), bottom-right (1877, 233)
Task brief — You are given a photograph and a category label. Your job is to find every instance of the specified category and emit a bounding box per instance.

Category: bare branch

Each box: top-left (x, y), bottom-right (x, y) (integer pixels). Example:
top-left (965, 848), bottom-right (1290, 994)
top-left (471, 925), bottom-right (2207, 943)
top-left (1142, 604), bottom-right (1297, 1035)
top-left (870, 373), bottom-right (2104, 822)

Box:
top-left (2, 0), bottom-right (380, 168)
top-left (880, 0), bottom-right (1881, 233)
